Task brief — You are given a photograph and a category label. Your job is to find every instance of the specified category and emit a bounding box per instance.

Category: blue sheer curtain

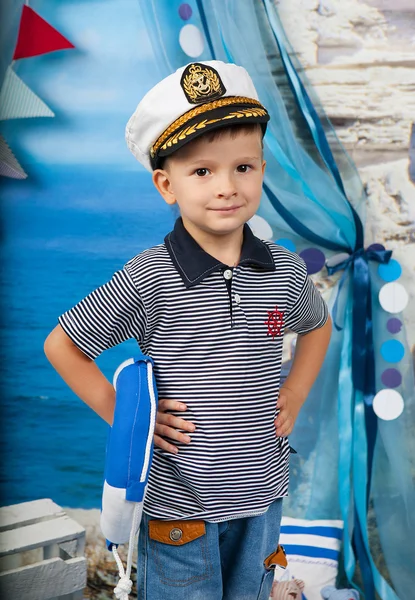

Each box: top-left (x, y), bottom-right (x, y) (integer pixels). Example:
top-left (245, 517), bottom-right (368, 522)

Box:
top-left (138, 2), bottom-right (415, 598)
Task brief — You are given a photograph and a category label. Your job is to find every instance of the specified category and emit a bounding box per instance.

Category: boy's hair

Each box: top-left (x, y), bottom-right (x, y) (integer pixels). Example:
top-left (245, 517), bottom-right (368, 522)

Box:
top-left (202, 122), bottom-right (263, 145)
top-left (160, 123), bottom-right (263, 171)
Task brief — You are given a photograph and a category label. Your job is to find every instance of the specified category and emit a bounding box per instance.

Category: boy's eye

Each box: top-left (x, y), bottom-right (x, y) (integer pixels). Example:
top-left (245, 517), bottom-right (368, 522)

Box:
top-left (237, 164), bottom-right (251, 173)
top-left (195, 168), bottom-right (209, 177)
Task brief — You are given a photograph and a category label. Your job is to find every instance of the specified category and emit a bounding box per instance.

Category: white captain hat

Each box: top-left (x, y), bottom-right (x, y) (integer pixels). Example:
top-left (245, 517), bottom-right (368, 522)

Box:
top-left (125, 60), bottom-right (269, 172)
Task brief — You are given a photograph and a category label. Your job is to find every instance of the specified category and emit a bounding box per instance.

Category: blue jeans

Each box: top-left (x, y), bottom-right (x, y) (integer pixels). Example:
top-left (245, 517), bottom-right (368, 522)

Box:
top-left (136, 498), bottom-right (283, 600)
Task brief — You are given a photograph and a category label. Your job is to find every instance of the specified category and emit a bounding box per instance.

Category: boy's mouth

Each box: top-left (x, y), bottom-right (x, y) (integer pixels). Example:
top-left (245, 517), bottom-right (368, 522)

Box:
top-left (210, 205), bottom-right (242, 212)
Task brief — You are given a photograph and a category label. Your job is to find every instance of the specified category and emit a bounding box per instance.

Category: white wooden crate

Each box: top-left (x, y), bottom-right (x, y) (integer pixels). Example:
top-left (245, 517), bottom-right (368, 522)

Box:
top-left (0, 498), bottom-right (87, 600)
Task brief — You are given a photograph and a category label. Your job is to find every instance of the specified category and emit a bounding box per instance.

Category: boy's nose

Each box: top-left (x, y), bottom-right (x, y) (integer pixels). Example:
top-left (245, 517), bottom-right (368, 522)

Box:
top-left (216, 175), bottom-right (237, 199)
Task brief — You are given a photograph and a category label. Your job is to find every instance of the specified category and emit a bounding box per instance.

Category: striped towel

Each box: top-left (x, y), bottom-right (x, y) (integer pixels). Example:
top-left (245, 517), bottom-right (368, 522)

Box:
top-left (277, 517), bottom-right (344, 600)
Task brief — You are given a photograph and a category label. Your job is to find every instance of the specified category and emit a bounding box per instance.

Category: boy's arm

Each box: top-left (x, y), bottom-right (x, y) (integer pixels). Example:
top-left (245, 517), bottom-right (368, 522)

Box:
top-left (275, 315), bottom-right (332, 437)
top-left (44, 324), bottom-right (116, 426)
top-left (45, 325), bottom-right (196, 447)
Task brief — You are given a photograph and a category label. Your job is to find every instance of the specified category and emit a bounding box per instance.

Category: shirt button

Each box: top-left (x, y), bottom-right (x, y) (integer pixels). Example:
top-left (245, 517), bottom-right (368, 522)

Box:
top-left (223, 269), bottom-right (233, 280)
top-left (234, 293), bottom-right (241, 304)
top-left (169, 527), bottom-right (183, 542)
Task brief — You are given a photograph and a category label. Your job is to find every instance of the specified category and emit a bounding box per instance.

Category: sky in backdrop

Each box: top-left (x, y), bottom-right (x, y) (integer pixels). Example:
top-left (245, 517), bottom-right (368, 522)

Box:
top-left (0, 0), bottom-right (168, 174)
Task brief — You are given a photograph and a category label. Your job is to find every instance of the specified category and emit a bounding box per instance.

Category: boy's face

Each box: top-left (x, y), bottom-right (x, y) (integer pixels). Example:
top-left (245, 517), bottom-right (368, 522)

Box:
top-left (152, 128), bottom-right (266, 245)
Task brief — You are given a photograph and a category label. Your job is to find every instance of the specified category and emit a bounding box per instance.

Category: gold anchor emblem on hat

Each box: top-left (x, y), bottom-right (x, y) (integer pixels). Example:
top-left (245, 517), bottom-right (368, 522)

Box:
top-left (181, 63), bottom-right (226, 104)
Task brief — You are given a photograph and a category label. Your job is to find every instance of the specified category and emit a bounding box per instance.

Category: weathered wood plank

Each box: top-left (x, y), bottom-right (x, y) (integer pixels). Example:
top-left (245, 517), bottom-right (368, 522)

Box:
top-left (0, 516), bottom-right (85, 557)
top-left (49, 593), bottom-right (84, 600)
top-left (47, 593), bottom-right (84, 600)
top-left (0, 556), bottom-right (87, 600)
top-left (0, 499), bottom-right (64, 532)
top-left (0, 547), bottom-right (43, 571)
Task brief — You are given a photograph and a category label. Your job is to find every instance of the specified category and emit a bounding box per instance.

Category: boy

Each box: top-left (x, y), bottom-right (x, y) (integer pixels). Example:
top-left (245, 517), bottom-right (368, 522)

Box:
top-left (44, 61), bottom-right (332, 599)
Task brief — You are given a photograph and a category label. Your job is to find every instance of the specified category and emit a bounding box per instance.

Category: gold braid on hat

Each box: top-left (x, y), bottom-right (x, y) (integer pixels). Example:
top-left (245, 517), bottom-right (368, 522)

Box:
top-left (150, 96), bottom-right (266, 158)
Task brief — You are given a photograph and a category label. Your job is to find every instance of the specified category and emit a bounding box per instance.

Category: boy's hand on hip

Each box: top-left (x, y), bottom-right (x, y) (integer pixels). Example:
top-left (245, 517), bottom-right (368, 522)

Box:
top-left (274, 387), bottom-right (302, 438)
top-left (154, 399), bottom-right (195, 454)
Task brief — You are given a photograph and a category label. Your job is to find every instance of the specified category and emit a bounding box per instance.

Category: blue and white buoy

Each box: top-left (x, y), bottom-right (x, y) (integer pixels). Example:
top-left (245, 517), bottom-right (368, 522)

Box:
top-left (100, 352), bottom-right (158, 599)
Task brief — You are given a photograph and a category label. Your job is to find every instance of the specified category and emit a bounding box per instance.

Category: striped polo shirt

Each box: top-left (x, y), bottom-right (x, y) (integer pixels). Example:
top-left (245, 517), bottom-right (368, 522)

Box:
top-left (59, 217), bottom-right (328, 522)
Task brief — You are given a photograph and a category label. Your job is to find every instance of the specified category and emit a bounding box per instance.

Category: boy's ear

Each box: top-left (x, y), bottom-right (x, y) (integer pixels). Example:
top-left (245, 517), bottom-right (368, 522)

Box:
top-left (152, 169), bottom-right (177, 205)
top-left (262, 160), bottom-right (266, 175)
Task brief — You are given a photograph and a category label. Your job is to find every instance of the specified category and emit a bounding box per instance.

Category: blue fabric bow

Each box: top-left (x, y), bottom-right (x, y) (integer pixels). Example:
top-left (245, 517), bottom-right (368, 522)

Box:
top-left (327, 247), bottom-right (392, 399)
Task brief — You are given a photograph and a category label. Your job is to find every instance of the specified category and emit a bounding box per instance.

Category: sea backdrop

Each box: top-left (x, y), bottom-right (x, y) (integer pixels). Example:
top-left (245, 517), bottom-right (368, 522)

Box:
top-left (1, 166), bottom-right (175, 509)
top-left (0, 0), bottom-right (171, 509)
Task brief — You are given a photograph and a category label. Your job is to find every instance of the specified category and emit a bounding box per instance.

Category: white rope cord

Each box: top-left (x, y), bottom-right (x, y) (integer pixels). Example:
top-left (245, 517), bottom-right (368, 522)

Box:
top-left (140, 362), bottom-right (157, 482)
top-left (112, 502), bottom-right (141, 599)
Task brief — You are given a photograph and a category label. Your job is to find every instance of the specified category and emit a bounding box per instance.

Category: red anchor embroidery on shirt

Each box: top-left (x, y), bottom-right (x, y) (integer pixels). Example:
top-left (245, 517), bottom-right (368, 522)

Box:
top-left (265, 306), bottom-right (284, 339)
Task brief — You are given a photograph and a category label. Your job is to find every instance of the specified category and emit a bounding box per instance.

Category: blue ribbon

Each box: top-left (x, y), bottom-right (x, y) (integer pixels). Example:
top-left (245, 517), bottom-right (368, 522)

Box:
top-left (328, 247), bottom-right (393, 599)
top-left (327, 248), bottom-right (392, 499)
top-left (337, 303), bottom-right (360, 593)
top-left (327, 247), bottom-right (391, 397)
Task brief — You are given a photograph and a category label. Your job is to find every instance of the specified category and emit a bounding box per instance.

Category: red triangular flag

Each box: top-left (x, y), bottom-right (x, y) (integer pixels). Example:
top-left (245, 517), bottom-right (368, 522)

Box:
top-left (13, 5), bottom-right (75, 60)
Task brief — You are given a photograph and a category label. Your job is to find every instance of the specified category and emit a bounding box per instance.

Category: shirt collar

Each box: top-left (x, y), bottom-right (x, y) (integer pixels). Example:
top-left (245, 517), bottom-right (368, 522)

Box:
top-left (164, 217), bottom-right (276, 288)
